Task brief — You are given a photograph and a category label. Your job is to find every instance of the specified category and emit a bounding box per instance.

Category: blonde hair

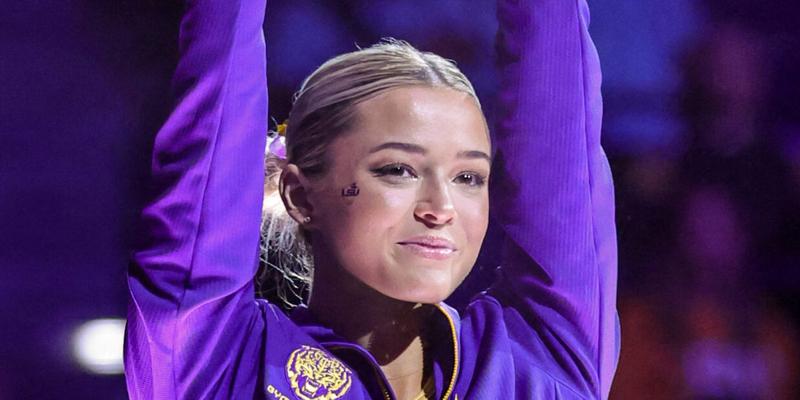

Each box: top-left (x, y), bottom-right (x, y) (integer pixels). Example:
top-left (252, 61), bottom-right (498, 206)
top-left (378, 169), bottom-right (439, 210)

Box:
top-left (259, 39), bottom-right (480, 307)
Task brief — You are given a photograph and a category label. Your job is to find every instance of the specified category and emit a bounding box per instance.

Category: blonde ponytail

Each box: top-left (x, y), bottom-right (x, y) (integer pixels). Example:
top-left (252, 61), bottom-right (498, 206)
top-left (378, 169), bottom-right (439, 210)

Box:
top-left (257, 133), bottom-right (313, 307)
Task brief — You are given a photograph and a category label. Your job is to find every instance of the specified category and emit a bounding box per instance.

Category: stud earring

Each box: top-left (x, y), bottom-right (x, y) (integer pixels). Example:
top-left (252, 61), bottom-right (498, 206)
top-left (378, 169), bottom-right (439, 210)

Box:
top-left (302, 216), bottom-right (311, 224)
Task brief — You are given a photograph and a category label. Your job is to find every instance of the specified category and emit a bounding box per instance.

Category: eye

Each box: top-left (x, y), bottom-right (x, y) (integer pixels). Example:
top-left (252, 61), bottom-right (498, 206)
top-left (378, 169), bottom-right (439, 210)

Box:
top-left (453, 171), bottom-right (487, 187)
top-left (371, 163), bottom-right (418, 180)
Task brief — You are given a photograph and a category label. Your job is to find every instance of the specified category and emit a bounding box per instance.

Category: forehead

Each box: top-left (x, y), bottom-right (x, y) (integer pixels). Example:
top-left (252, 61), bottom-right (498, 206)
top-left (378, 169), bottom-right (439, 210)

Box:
top-left (344, 86), bottom-right (490, 152)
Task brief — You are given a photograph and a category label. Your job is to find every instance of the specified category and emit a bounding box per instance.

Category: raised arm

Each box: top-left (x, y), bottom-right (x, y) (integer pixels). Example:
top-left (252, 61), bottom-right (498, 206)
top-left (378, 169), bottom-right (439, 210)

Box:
top-left (125, 0), bottom-right (267, 398)
top-left (489, 0), bottom-right (618, 397)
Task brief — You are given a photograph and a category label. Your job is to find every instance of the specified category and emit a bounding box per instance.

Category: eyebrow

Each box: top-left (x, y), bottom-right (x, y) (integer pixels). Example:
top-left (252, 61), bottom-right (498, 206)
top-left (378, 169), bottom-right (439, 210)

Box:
top-left (369, 141), bottom-right (492, 163)
top-left (457, 150), bottom-right (492, 163)
top-left (368, 142), bottom-right (427, 155)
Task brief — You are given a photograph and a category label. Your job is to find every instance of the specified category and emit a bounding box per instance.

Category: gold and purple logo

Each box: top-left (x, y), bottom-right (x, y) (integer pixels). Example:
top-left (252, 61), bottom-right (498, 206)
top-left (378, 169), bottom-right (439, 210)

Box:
top-left (285, 345), bottom-right (352, 400)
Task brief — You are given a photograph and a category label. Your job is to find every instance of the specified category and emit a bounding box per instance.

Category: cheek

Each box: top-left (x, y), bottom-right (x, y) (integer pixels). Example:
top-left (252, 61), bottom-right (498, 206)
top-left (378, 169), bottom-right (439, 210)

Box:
top-left (449, 192), bottom-right (489, 284)
top-left (352, 185), bottom-right (415, 224)
top-left (456, 192), bottom-right (490, 244)
top-left (321, 184), bottom-right (416, 254)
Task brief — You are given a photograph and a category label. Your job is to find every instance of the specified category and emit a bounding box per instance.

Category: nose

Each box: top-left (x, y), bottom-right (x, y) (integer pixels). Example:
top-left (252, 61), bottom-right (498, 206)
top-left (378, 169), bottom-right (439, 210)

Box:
top-left (414, 177), bottom-right (456, 226)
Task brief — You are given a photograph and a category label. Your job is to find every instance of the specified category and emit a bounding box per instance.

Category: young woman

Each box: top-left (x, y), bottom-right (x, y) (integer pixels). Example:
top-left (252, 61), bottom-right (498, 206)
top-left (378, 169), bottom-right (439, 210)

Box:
top-left (125, 0), bottom-right (619, 399)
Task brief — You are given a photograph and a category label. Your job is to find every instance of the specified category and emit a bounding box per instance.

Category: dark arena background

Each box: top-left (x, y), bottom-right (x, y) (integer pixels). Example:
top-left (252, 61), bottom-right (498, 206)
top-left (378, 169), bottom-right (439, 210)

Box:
top-left (2, 1), bottom-right (800, 398)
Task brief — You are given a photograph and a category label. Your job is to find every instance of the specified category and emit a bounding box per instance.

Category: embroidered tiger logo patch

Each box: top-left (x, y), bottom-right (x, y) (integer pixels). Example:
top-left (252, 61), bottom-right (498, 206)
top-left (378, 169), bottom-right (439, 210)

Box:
top-left (285, 345), bottom-right (352, 400)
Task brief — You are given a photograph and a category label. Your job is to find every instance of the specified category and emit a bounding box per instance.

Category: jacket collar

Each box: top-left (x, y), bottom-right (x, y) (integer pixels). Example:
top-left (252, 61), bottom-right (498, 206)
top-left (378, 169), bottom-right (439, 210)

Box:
top-left (289, 303), bottom-right (461, 400)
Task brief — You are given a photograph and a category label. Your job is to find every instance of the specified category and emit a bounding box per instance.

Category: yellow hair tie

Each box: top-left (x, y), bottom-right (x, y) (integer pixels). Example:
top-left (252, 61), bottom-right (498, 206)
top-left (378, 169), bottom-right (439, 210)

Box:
top-left (276, 121), bottom-right (288, 137)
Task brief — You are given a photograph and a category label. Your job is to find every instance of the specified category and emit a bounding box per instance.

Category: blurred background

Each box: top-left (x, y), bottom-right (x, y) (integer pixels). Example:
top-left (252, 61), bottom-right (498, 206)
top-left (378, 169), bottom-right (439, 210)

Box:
top-left (2, 0), bottom-right (799, 398)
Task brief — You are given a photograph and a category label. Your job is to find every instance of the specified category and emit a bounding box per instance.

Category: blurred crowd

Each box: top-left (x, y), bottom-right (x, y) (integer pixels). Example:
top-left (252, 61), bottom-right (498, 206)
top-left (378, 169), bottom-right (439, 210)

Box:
top-left (2, 0), bottom-right (799, 398)
top-left (600, 2), bottom-right (800, 398)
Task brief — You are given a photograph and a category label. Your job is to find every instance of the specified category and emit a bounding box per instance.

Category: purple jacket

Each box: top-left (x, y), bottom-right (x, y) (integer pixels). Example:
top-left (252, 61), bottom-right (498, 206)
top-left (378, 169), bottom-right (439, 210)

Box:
top-left (125, 0), bottom-right (619, 399)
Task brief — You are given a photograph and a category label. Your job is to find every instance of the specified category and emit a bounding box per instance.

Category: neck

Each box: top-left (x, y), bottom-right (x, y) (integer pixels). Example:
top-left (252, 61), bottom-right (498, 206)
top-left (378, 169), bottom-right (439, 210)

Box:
top-left (308, 261), bottom-right (434, 399)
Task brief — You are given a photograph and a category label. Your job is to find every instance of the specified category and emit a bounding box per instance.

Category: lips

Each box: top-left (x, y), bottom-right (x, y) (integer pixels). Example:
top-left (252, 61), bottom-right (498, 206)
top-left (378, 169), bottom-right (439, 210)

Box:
top-left (397, 236), bottom-right (457, 260)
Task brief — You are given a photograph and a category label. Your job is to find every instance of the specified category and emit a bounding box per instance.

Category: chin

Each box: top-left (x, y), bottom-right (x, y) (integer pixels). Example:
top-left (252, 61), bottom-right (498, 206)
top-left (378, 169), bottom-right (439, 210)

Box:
top-left (379, 264), bottom-right (471, 305)
top-left (382, 281), bottom-right (456, 305)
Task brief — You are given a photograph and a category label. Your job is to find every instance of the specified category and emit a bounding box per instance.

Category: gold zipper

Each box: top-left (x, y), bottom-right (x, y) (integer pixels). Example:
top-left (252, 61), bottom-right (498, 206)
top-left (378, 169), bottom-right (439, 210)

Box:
top-left (433, 304), bottom-right (459, 400)
top-left (372, 367), bottom-right (393, 400)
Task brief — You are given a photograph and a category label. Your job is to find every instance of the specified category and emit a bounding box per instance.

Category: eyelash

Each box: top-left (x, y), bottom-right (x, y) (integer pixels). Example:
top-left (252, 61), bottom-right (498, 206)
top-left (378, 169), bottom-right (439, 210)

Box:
top-left (454, 171), bottom-right (487, 187)
top-left (371, 163), bottom-right (487, 187)
top-left (371, 163), bottom-right (418, 180)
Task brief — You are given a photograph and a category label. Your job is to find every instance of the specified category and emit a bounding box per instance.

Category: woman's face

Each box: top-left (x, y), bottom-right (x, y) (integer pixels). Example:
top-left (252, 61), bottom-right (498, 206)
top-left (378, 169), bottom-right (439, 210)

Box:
top-left (306, 86), bottom-right (491, 304)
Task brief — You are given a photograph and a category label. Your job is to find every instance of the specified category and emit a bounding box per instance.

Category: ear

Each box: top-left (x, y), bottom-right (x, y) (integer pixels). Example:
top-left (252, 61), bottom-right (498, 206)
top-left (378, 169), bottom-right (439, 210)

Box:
top-left (279, 163), bottom-right (315, 227)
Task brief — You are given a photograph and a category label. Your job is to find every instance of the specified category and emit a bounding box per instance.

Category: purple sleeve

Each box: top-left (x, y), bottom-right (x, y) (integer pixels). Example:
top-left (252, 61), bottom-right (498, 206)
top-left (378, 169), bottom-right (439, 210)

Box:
top-left (124, 0), bottom-right (267, 398)
top-left (489, 0), bottom-right (619, 397)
